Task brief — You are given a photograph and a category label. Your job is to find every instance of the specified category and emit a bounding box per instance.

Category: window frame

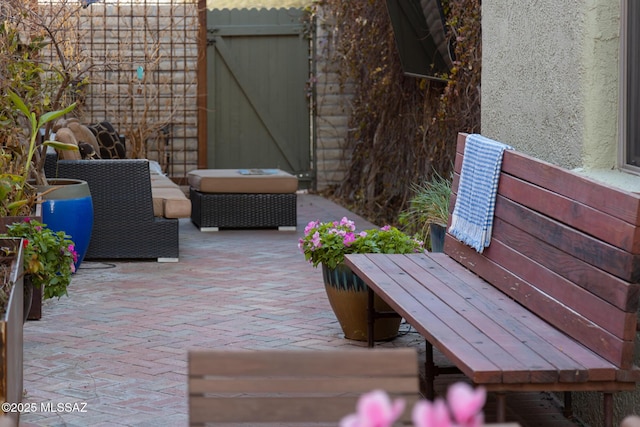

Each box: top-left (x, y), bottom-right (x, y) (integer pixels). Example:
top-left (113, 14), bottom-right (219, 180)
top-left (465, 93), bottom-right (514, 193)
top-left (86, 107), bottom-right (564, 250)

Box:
top-left (621, 0), bottom-right (640, 172)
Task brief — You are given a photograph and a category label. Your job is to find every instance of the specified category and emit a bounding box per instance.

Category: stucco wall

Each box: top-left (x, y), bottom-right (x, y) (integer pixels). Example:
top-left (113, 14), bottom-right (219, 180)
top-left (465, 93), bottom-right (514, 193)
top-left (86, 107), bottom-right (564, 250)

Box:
top-left (481, 0), bottom-right (619, 171)
top-left (482, 1), bottom-right (640, 425)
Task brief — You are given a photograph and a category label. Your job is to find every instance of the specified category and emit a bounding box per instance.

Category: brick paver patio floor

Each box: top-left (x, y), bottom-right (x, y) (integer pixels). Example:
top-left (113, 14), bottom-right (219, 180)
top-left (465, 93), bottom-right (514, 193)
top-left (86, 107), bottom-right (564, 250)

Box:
top-left (19, 194), bottom-right (576, 427)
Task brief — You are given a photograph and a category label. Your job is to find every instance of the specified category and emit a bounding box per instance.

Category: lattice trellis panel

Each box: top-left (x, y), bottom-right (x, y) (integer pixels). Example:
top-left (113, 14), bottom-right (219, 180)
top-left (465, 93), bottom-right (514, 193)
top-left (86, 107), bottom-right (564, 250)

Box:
top-left (39, 0), bottom-right (199, 180)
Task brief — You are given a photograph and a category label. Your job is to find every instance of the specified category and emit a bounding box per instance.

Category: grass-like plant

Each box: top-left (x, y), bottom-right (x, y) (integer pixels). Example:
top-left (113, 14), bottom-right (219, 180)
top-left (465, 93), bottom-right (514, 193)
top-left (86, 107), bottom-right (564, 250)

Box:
top-left (399, 171), bottom-right (452, 244)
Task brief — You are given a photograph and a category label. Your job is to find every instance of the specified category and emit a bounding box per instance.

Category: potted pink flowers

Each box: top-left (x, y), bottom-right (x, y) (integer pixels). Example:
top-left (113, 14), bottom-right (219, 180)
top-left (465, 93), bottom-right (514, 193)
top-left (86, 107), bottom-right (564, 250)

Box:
top-left (299, 217), bottom-right (424, 269)
top-left (298, 217), bottom-right (423, 341)
top-left (1, 217), bottom-right (77, 320)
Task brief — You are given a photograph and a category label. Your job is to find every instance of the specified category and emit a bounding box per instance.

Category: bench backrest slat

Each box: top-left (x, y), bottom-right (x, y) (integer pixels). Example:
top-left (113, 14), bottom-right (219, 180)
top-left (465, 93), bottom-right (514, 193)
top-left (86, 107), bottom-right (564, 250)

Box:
top-left (445, 236), bottom-right (636, 367)
top-left (487, 141), bottom-right (640, 228)
top-left (445, 133), bottom-right (640, 368)
top-left (456, 140), bottom-right (640, 231)
top-left (496, 183), bottom-right (640, 284)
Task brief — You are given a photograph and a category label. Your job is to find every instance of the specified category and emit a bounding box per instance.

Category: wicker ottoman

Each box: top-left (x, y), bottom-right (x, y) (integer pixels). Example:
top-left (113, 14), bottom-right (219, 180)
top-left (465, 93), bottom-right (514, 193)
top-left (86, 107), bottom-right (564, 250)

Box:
top-left (187, 169), bottom-right (298, 231)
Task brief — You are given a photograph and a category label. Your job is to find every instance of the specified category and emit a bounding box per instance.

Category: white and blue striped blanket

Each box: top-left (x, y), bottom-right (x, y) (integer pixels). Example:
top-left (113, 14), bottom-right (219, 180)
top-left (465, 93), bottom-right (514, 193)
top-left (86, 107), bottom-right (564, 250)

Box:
top-left (448, 134), bottom-right (513, 253)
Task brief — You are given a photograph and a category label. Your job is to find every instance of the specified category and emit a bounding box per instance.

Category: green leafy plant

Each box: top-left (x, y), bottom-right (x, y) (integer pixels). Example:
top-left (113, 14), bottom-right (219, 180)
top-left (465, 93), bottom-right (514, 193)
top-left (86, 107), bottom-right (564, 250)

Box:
top-left (8, 91), bottom-right (77, 185)
top-left (1, 217), bottom-right (77, 300)
top-left (0, 91), bottom-right (77, 217)
top-left (0, 147), bottom-right (34, 216)
top-left (399, 171), bottom-right (452, 243)
top-left (1, 2), bottom-right (90, 215)
top-left (298, 217), bottom-right (424, 269)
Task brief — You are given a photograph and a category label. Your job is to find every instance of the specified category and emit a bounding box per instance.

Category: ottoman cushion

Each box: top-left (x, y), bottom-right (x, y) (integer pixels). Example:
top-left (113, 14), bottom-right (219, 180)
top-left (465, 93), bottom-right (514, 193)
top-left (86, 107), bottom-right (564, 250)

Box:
top-left (187, 169), bottom-right (298, 194)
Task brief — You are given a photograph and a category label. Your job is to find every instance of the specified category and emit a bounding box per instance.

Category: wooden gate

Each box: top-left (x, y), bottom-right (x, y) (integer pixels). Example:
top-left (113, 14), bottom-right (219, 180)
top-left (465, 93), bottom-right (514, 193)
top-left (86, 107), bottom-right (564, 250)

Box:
top-left (206, 8), bottom-right (311, 184)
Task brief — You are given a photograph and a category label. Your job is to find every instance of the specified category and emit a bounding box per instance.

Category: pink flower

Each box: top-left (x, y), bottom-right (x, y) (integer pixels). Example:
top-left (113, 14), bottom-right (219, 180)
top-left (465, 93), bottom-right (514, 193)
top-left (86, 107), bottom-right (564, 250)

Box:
top-left (23, 217), bottom-right (31, 223)
top-left (359, 231), bottom-right (368, 238)
top-left (68, 245), bottom-right (78, 263)
top-left (412, 398), bottom-right (452, 427)
top-left (343, 232), bottom-right (356, 246)
top-left (304, 220), bottom-right (319, 235)
top-left (311, 231), bottom-right (322, 249)
top-left (381, 225), bottom-right (391, 231)
top-left (340, 390), bottom-right (405, 427)
top-left (447, 383), bottom-right (485, 427)
top-left (340, 216), bottom-right (356, 231)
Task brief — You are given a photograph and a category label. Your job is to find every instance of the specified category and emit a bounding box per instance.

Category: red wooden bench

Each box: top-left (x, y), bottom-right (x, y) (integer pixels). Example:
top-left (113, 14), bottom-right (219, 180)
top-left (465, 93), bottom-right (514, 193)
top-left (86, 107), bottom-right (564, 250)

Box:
top-left (345, 132), bottom-right (640, 427)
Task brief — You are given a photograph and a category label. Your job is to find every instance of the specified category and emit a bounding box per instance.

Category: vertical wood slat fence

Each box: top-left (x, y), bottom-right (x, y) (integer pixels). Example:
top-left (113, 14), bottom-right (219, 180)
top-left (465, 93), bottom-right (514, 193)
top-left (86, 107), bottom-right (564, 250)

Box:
top-left (207, 7), bottom-right (311, 185)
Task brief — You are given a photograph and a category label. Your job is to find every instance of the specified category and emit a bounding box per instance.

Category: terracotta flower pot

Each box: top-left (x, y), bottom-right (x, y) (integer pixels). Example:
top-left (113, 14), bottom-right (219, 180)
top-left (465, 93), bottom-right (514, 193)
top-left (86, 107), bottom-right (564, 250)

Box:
top-left (322, 263), bottom-right (401, 342)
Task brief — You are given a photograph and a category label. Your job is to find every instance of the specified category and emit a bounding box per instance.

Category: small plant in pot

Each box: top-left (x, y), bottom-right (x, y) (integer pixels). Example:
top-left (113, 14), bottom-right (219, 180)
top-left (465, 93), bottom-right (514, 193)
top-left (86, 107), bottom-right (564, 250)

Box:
top-left (299, 217), bottom-right (424, 269)
top-left (399, 170), bottom-right (452, 252)
top-left (298, 217), bottom-right (423, 342)
top-left (0, 217), bottom-right (77, 321)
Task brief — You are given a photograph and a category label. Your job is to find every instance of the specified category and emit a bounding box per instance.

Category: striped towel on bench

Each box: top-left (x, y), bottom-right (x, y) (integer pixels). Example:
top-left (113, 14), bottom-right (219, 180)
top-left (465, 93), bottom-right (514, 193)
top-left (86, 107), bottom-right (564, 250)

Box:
top-left (448, 134), bottom-right (513, 253)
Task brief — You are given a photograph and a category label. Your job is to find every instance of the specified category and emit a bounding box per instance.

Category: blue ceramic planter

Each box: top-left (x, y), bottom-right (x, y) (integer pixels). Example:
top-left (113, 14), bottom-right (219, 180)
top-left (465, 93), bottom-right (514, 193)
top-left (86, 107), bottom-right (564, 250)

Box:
top-left (38, 179), bottom-right (93, 269)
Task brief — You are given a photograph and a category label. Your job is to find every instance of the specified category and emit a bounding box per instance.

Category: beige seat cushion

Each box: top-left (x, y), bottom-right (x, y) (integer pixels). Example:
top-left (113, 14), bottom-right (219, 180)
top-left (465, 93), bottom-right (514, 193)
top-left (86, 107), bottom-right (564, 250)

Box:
top-left (150, 172), bottom-right (191, 219)
top-left (150, 174), bottom-right (181, 188)
top-left (187, 169), bottom-right (298, 194)
top-left (151, 187), bottom-right (191, 219)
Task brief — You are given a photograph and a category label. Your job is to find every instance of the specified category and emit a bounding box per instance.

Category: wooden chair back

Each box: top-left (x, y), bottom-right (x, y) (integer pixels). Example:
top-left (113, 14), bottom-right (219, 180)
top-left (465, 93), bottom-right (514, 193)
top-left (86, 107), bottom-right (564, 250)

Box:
top-left (188, 347), bottom-right (420, 426)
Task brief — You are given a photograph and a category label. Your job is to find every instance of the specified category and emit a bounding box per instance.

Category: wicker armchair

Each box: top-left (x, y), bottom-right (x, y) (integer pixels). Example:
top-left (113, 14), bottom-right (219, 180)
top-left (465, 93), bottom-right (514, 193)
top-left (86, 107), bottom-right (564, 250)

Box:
top-left (45, 155), bottom-right (180, 261)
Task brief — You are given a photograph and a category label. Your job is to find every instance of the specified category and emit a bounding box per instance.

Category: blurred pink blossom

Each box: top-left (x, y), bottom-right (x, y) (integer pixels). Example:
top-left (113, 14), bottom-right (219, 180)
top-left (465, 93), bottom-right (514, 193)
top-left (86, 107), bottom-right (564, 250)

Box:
top-left (447, 383), bottom-right (485, 427)
top-left (412, 398), bottom-right (452, 427)
top-left (340, 389), bottom-right (405, 427)
top-left (342, 382), bottom-right (485, 427)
